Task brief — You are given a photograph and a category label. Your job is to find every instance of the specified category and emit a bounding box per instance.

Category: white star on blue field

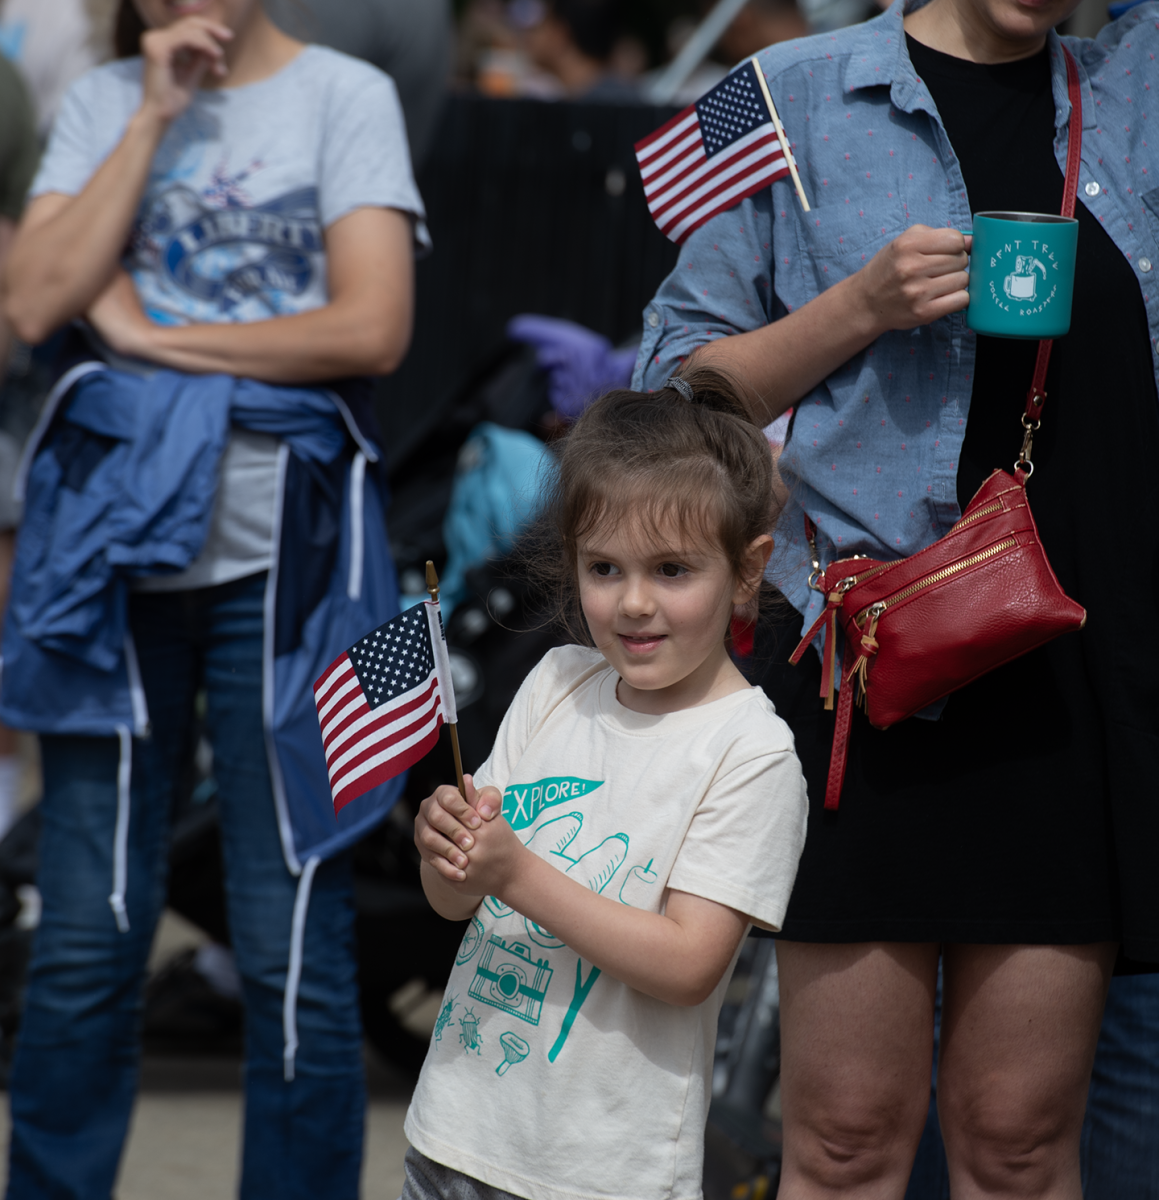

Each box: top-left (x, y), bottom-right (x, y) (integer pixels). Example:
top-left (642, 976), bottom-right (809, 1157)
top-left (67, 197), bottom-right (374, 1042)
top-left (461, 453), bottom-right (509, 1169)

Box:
top-left (696, 63), bottom-right (770, 159)
top-left (348, 606), bottom-right (434, 710)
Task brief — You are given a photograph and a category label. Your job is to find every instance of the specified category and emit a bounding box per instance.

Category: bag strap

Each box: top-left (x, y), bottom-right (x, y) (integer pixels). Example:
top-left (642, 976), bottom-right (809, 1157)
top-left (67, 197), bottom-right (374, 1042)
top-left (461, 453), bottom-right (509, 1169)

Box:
top-left (1022, 46), bottom-right (1084, 441)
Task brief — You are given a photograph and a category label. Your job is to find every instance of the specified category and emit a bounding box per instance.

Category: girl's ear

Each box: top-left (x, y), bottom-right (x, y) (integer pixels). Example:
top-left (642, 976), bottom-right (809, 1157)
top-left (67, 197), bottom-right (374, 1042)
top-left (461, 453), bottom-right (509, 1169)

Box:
top-left (733, 534), bottom-right (774, 605)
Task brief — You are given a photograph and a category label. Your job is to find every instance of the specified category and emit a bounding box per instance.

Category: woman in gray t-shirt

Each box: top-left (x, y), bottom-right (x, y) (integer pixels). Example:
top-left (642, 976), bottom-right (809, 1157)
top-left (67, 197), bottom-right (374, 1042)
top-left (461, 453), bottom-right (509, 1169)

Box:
top-left (2, 2), bottom-right (425, 1195)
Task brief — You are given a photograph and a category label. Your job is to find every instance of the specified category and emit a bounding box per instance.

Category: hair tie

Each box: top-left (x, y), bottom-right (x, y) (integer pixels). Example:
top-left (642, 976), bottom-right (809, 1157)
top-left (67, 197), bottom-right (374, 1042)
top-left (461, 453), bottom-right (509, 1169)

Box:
top-left (667, 376), bottom-right (694, 403)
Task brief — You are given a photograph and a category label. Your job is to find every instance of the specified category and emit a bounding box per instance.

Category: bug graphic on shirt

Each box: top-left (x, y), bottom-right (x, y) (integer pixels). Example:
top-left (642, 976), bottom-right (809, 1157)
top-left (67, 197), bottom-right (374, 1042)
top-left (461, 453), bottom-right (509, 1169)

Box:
top-left (459, 1008), bottom-right (484, 1054)
top-left (434, 994), bottom-right (456, 1044)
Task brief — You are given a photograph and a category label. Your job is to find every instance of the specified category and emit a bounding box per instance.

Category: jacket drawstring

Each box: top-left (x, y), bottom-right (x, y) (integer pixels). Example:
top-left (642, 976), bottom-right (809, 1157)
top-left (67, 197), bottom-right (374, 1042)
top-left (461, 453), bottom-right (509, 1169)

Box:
top-left (283, 855), bottom-right (321, 1082)
top-left (347, 452), bottom-right (366, 602)
top-left (108, 724), bottom-right (132, 933)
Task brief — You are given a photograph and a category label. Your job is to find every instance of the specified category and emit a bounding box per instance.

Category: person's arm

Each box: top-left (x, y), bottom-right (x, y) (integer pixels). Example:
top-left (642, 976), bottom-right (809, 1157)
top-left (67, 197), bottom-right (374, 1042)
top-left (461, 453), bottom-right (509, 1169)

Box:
top-left (3, 17), bottom-right (232, 345)
top-left (694, 226), bottom-right (972, 426)
top-left (693, 225), bottom-right (968, 424)
top-left (84, 205), bottom-right (415, 381)
top-left (416, 778), bottom-right (749, 1007)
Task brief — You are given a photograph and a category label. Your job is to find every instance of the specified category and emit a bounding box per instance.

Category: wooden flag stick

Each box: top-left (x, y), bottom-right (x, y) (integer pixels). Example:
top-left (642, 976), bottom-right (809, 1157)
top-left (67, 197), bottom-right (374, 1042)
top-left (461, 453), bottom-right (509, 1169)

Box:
top-left (426, 561), bottom-right (467, 799)
top-left (751, 55), bottom-right (810, 213)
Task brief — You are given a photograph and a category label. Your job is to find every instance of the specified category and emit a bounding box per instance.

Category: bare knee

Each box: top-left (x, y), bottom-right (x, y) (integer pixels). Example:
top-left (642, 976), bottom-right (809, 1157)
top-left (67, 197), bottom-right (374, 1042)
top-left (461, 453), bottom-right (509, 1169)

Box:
top-left (941, 1084), bottom-right (1078, 1194)
top-left (784, 1097), bottom-right (927, 1191)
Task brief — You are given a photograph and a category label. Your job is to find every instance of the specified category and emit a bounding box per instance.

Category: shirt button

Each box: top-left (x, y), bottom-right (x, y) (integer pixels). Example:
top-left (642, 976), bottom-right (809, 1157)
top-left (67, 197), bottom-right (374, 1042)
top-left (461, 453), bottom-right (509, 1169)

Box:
top-left (1141, 258), bottom-right (1154, 274)
top-left (648, 310), bottom-right (660, 328)
top-left (1085, 181), bottom-right (1100, 197)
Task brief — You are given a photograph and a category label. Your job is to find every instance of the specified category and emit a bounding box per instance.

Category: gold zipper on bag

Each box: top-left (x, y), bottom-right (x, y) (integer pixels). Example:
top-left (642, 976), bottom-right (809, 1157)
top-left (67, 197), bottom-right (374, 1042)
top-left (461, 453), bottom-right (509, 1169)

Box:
top-left (836, 562), bottom-right (889, 593)
top-left (822, 503), bottom-right (1006, 596)
top-left (855, 537), bottom-right (1018, 624)
top-left (810, 496), bottom-right (1007, 595)
top-left (949, 500), bottom-right (1004, 532)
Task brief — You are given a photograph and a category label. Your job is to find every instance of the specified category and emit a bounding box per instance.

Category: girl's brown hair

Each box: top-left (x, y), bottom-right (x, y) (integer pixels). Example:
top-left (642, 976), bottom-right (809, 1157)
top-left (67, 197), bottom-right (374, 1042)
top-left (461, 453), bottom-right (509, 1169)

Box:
top-left (528, 364), bottom-right (780, 645)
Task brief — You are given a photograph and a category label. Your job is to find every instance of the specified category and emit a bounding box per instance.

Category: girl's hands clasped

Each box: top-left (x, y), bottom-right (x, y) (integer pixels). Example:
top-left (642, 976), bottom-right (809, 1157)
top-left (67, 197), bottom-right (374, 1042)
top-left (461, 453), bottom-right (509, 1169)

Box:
top-left (415, 774), bottom-right (525, 897)
top-left (140, 17), bottom-right (233, 123)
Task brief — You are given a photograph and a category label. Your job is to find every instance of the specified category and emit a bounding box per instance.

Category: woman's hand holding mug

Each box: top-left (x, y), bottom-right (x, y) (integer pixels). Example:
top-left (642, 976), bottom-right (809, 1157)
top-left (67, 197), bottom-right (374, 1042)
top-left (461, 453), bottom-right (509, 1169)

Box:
top-left (853, 225), bottom-right (972, 335)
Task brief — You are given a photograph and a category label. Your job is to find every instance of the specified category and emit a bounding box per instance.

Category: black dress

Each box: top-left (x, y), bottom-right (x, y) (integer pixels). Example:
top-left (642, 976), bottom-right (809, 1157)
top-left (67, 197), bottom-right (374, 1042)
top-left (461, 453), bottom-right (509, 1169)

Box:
top-left (759, 39), bottom-right (1159, 965)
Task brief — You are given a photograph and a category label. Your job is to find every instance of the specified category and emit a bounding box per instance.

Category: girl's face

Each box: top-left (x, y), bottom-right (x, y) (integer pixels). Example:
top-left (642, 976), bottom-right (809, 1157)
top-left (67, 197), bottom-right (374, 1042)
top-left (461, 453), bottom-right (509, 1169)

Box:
top-left (132, 0), bottom-right (260, 31)
top-left (577, 514), bottom-right (770, 715)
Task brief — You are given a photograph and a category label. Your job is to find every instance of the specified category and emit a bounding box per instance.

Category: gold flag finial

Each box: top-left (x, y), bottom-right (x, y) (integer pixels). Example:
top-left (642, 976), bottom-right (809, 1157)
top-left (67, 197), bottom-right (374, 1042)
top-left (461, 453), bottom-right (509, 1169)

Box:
top-left (425, 560), bottom-right (440, 603)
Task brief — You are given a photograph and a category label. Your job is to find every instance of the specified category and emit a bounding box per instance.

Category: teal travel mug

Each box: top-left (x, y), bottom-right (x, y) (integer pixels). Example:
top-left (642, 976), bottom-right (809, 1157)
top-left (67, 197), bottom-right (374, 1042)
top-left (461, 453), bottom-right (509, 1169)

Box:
top-left (966, 212), bottom-right (1079, 339)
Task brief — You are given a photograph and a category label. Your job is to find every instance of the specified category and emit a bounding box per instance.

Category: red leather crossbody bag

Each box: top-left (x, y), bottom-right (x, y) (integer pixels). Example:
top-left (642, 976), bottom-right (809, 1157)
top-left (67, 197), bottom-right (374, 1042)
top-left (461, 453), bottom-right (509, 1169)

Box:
top-left (790, 46), bottom-right (1088, 811)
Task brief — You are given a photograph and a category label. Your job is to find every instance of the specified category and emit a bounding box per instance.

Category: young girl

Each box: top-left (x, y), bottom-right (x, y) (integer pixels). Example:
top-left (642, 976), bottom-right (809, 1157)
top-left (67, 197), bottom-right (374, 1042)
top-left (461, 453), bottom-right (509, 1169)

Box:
top-left (408, 368), bottom-right (809, 1200)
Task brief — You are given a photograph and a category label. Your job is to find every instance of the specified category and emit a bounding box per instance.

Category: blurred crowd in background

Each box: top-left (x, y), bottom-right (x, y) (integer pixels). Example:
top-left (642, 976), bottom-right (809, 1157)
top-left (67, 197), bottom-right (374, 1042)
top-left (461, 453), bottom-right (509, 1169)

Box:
top-left (0, 0), bottom-right (882, 137)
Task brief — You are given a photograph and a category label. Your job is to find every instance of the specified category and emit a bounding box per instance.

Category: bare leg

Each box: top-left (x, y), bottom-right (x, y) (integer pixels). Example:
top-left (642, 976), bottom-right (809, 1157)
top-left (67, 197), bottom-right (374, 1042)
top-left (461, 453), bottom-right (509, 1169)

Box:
top-left (776, 941), bottom-right (940, 1199)
top-left (938, 942), bottom-right (1115, 1200)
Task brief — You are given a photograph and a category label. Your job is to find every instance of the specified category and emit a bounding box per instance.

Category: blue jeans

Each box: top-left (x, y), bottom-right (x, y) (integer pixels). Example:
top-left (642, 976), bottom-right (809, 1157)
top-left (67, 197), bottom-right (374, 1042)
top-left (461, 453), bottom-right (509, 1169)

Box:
top-left (1081, 974), bottom-right (1159, 1198)
top-left (6, 573), bottom-right (366, 1200)
top-left (906, 972), bottom-right (1159, 1199)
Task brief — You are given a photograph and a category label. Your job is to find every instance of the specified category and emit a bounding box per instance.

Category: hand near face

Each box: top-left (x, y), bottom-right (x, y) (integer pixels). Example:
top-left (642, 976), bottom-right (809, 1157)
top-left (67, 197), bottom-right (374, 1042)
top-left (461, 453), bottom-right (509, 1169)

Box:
top-left (139, 17), bottom-right (234, 123)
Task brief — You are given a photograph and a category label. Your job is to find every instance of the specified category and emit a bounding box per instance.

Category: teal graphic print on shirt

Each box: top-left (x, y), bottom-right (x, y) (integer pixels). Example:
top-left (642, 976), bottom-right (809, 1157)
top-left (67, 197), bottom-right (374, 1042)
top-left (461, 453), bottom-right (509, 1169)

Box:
top-left (469, 937), bottom-right (553, 1025)
top-left (456, 916), bottom-right (485, 965)
top-left (442, 779), bottom-right (635, 1068)
top-left (619, 859), bottom-right (659, 906)
top-left (500, 811), bottom-right (630, 949)
top-left (549, 959), bottom-right (602, 1062)
top-left (502, 777), bottom-right (603, 830)
top-left (496, 1032), bottom-right (530, 1076)
top-left (434, 996), bottom-right (456, 1044)
top-left (459, 1008), bottom-right (484, 1054)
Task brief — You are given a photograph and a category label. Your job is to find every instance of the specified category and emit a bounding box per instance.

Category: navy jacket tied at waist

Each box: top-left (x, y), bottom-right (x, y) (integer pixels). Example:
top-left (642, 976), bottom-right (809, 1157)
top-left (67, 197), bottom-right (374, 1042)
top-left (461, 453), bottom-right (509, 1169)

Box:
top-left (0, 366), bottom-right (403, 869)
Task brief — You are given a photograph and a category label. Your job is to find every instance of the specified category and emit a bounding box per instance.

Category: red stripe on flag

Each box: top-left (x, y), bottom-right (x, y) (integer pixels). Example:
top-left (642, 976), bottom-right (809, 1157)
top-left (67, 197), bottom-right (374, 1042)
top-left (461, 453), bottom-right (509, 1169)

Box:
top-left (650, 132), bottom-right (784, 227)
top-left (330, 704), bottom-right (443, 794)
top-left (322, 675), bottom-right (439, 756)
top-left (330, 705), bottom-right (445, 808)
top-left (667, 161), bottom-right (791, 244)
top-left (639, 130), bottom-right (704, 186)
top-left (314, 657), bottom-right (358, 719)
top-left (642, 144), bottom-right (707, 199)
top-left (324, 682), bottom-right (442, 776)
top-left (655, 159), bottom-right (789, 243)
top-left (333, 725), bottom-right (442, 815)
top-left (314, 652), bottom-right (353, 702)
top-left (634, 106), bottom-right (698, 160)
top-left (646, 124), bottom-right (779, 206)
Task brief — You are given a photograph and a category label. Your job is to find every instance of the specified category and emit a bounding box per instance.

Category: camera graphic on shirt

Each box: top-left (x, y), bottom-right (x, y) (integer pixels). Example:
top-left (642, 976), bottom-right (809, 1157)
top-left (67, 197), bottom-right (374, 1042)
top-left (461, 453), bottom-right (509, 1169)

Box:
top-left (468, 936), bottom-right (554, 1027)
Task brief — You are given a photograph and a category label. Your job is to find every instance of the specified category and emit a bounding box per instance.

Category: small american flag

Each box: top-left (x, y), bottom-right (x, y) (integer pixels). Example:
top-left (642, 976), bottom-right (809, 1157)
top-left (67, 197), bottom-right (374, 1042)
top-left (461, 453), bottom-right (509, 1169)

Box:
top-left (635, 60), bottom-right (792, 244)
top-left (314, 602), bottom-right (458, 814)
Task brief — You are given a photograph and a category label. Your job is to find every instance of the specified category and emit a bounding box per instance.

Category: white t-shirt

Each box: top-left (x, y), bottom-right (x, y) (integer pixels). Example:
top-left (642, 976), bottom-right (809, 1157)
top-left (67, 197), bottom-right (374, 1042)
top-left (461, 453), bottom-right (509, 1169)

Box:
top-left (32, 45), bottom-right (428, 590)
top-left (405, 646), bottom-right (808, 1200)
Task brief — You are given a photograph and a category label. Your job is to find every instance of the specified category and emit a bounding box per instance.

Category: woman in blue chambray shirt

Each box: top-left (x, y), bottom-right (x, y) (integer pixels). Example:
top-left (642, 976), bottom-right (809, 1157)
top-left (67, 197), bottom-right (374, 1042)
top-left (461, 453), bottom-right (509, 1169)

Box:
top-left (636, 0), bottom-right (1159, 1194)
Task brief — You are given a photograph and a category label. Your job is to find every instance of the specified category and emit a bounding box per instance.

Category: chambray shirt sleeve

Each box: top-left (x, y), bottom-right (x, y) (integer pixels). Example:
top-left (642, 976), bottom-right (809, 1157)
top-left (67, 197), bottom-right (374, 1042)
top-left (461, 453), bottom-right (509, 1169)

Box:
top-left (632, 189), bottom-right (779, 392)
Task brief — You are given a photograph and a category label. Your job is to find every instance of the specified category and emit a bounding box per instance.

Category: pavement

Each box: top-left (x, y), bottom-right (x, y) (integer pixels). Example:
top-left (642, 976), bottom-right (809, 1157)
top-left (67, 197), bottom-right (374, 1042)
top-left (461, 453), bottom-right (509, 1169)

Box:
top-left (0, 1053), bottom-right (414, 1199)
top-left (0, 909), bottom-right (417, 1200)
